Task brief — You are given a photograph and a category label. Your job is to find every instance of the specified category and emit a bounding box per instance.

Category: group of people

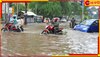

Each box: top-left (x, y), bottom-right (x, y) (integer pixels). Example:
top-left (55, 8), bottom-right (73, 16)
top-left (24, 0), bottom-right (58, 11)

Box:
top-left (9, 16), bottom-right (76, 33)
top-left (44, 17), bottom-right (76, 34)
top-left (10, 16), bottom-right (24, 32)
top-left (47, 17), bottom-right (76, 28)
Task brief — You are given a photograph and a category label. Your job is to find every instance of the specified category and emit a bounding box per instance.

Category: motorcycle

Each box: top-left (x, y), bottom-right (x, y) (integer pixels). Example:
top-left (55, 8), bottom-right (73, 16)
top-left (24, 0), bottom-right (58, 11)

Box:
top-left (1, 23), bottom-right (24, 32)
top-left (41, 25), bottom-right (63, 35)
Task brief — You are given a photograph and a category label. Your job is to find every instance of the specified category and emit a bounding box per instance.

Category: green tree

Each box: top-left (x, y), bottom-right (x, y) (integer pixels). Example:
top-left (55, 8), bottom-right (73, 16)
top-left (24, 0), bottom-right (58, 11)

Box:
top-left (12, 4), bottom-right (25, 13)
top-left (71, 2), bottom-right (82, 15)
top-left (60, 2), bottom-right (73, 19)
top-left (29, 2), bottom-right (87, 20)
top-left (29, 2), bottom-right (62, 18)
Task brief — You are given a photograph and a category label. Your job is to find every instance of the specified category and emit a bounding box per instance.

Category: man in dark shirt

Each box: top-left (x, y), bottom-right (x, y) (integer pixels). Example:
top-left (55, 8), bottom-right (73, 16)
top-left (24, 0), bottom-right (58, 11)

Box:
top-left (52, 18), bottom-right (59, 34)
top-left (71, 18), bottom-right (76, 28)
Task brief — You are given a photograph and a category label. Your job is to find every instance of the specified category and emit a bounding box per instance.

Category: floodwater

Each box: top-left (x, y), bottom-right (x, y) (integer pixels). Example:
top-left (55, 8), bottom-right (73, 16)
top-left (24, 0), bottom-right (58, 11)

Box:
top-left (1, 23), bottom-right (98, 56)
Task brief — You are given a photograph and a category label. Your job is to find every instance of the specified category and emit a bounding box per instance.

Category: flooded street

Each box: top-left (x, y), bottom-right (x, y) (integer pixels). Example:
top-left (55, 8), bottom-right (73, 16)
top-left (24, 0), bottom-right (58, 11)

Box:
top-left (1, 23), bottom-right (98, 56)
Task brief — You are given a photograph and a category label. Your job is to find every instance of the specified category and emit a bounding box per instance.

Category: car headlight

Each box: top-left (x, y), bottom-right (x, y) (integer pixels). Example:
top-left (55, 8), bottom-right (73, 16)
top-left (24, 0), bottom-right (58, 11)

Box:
top-left (83, 27), bottom-right (88, 30)
top-left (73, 26), bottom-right (77, 30)
top-left (74, 25), bottom-right (77, 28)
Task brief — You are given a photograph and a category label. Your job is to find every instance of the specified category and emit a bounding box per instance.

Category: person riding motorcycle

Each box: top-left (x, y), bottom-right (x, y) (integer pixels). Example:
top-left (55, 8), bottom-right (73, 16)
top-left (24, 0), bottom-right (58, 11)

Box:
top-left (10, 16), bottom-right (18, 30)
top-left (46, 23), bottom-right (54, 33)
top-left (17, 17), bottom-right (23, 31)
top-left (11, 16), bottom-right (23, 32)
top-left (41, 17), bottom-right (63, 34)
top-left (52, 17), bottom-right (60, 34)
top-left (41, 23), bottom-right (54, 34)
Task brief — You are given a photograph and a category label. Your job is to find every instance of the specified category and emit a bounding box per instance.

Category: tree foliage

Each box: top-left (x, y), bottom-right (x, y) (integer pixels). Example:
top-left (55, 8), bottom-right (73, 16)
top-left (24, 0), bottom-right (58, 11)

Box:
top-left (12, 4), bottom-right (25, 13)
top-left (29, 2), bottom-right (62, 18)
top-left (29, 2), bottom-right (87, 19)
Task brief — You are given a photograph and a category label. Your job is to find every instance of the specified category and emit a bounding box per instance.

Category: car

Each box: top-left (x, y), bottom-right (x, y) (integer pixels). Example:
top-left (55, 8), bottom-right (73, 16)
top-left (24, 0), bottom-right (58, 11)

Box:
top-left (60, 18), bottom-right (67, 23)
top-left (60, 17), bottom-right (67, 23)
top-left (74, 19), bottom-right (98, 32)
top-left (36, 15), bottom-right (43, 23)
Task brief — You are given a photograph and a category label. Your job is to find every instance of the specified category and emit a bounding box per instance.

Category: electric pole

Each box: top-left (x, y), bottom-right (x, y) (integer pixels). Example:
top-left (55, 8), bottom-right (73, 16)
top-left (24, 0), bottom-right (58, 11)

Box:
top-left (24, 3), bottom-right (27, 25)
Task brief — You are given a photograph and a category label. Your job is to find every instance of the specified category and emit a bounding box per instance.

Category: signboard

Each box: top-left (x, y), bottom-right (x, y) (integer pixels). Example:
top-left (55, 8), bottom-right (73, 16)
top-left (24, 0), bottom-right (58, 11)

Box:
top-left (0, 0), bottom-right (1, 2)
top-left (84, 0), bottom-right (100, 6)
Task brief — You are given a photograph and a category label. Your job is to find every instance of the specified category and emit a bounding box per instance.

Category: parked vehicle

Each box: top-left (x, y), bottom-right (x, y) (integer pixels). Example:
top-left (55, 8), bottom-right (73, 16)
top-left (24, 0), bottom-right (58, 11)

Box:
top-left (74, 19), bottom-right (98, 32)
top-left (60, 17), bottom-right (67, 23)
top-left (36, 16), bottom-right (43, 23)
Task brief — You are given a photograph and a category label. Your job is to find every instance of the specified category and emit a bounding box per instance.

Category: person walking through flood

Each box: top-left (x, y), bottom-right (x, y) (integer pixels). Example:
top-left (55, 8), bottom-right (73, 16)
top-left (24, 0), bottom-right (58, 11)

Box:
top-left (71, 17), bottom-right (76, 28)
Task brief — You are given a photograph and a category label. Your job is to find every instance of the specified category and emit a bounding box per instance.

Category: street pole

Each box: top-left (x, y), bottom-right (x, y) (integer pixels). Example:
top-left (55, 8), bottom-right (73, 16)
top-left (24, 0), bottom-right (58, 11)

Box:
top-left (36, 3), bottom-right (37, 15)
top-left (81, 0), bottom-right (84, 22)
top-left (25, 3), bottom-right (27, 25)
top-left (17, 3), bottom-right (19, 17)
top-left (5, 3), bottom-right (7, 23)
top-left (8, 3), bottom-right (10, 22)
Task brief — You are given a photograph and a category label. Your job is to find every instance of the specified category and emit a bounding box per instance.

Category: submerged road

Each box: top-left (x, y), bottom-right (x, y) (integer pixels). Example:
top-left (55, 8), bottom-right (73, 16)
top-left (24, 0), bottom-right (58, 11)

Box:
top-left (1, 23), bottom-right (98, 56)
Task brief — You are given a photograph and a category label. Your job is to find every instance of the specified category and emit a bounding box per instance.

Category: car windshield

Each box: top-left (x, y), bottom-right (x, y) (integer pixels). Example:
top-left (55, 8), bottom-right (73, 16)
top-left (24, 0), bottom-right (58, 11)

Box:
top-left (80, 19), bottom-right (96, 26)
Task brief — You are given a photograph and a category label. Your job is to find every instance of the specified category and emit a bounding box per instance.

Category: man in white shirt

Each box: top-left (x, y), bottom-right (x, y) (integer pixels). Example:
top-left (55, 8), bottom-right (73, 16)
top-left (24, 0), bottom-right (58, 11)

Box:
top-left (17, 17), bottom-right (22, 31)
top-left (20, 17), bottom-right (24, 26)
top-left (18, 17), bottom-right (24, 31)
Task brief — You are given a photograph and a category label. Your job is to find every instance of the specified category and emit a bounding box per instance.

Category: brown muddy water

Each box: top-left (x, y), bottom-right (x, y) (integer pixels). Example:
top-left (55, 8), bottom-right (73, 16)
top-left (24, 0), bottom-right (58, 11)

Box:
top-left (1, 23), bottom-right (98, 56)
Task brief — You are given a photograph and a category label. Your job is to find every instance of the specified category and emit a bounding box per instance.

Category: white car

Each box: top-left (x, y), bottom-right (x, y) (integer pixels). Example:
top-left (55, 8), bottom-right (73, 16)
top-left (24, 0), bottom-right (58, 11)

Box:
top-left (60, 18), bottom-right (67, 23)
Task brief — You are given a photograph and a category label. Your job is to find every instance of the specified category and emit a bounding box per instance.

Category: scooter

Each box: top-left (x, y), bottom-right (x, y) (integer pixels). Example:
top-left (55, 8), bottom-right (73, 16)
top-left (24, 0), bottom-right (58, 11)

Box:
top-left (1, 23), bottom-right (23, 32)
top-left (41, 25), bottom-right (63, 35)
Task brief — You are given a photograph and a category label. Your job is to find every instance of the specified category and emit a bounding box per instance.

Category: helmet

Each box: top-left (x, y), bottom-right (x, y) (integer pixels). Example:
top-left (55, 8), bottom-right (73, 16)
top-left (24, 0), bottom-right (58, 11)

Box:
top-left (53, 17), bottom-right (59, 22)
top-left (13, 16), bottom-right (16, 19)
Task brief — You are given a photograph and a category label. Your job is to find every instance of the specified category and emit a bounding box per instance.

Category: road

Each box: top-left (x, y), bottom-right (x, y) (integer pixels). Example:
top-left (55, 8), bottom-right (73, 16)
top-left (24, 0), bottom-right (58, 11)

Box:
top-left (1, 23), bottom-right (98, 56)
